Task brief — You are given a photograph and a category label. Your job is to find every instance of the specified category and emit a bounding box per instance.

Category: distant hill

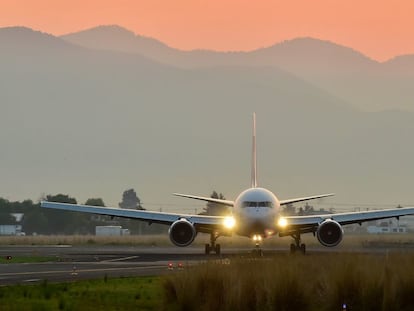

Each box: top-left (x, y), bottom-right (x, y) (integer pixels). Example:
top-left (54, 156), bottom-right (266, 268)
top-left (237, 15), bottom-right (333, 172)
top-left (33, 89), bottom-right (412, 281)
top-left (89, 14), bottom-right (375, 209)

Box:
top-left (61, 25), bottom-right (174, 60)
top-left (61, 25), bottom-right (414, 112)
top-left (1, 26), bottom-right (414, 209)
top-left (61, 25), bottom-right (377, 73)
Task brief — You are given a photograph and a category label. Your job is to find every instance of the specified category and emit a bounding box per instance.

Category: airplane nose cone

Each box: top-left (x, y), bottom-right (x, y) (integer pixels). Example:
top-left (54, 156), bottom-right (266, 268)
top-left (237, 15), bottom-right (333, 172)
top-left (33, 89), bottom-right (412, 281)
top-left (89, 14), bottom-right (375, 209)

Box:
top-left (246, 207), bottom-right (269, 219)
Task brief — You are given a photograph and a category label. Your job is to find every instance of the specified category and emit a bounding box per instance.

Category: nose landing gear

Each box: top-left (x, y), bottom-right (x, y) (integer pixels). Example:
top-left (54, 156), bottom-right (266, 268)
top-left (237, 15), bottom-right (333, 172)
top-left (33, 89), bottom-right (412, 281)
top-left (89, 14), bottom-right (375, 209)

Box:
top-left (251, 234), bottom-right (264, 257)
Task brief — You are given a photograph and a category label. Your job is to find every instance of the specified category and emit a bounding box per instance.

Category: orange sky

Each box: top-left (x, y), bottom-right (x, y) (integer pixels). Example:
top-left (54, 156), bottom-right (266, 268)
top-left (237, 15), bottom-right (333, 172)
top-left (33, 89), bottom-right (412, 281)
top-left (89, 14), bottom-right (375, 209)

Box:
top-left (1, 0), bottom-right (414, 61)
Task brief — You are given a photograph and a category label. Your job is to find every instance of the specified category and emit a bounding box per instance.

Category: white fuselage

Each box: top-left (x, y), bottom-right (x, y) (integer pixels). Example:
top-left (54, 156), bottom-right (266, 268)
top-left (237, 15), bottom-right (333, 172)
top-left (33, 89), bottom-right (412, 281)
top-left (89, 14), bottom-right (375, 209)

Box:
top-left (233, 187), bottom-right (281, 238)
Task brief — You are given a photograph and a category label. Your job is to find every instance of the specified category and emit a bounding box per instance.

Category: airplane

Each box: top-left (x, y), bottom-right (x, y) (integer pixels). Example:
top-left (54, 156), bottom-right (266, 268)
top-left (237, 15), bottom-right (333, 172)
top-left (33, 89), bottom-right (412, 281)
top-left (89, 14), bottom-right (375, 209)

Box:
top-left (41, 113), bottom-right (414, 255)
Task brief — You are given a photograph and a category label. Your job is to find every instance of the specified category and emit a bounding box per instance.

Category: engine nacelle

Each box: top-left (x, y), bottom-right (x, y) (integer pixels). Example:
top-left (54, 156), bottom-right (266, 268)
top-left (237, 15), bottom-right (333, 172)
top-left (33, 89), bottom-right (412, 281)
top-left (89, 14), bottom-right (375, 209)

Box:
top-left (168, 219), bottom-right (197, 247)
top-left (316, 219), bottom-right (343, 247)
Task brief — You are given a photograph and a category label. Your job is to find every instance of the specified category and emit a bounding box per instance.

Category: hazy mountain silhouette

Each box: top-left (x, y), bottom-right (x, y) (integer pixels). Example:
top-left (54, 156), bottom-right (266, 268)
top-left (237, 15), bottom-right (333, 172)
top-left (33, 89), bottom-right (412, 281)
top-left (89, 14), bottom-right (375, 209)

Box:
top-left (1, 26), bottom-right (414, 210)
top-left (62, 25), bottom-right (174, 59)
top-left (383, 54), bottom-right (414, 74)
top-left (62, 25), bottom-right (376, 73)
top-left (61, 25), bottom-right (414, 112)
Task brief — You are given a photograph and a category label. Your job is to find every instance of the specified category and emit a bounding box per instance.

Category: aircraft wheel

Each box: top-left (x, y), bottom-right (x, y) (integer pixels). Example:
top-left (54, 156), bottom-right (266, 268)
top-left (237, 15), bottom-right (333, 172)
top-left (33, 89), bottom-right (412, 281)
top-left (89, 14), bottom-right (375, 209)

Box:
top-left (300, 243), bottom-right (306, 254)
top-left (251, 248), bottom-right (263, 257)
top-left (290, 243), bottom-right (296, 254)
top-left (215, 244), bottom-right (221, 255)
top-left (205, 244), bottom-right (211, 255)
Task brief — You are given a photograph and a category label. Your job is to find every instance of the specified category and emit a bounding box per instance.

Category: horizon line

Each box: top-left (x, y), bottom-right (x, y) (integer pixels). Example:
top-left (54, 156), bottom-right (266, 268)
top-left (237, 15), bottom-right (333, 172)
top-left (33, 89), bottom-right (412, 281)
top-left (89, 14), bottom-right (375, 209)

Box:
top-left (1, 23), bottom-right (411, 63)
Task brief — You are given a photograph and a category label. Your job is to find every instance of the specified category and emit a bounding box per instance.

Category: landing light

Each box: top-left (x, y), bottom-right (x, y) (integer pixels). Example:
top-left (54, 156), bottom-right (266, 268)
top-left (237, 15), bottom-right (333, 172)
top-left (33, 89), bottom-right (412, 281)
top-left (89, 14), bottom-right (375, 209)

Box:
top-left (223, 216), bottom-right (236, 229)
top-left (278, 217), bottom-right (288, 228)
top-left (252, 235), bottom-right (262, 242)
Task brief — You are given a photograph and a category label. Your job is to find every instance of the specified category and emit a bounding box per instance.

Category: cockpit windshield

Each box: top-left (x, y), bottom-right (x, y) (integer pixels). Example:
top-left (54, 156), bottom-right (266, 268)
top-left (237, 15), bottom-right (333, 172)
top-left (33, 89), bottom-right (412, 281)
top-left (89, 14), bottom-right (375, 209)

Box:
top-left (241, 201), bottom-right (274, 208)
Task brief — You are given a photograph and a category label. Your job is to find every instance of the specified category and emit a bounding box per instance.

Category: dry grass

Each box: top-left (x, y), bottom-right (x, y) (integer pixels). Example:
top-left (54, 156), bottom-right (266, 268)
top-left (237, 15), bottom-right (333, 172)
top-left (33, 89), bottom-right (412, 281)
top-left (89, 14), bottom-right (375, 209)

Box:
top-left (163, 253), bottom-right (414, 311)
top-left (2, 233), bottom-right (414, 249)
top-left (0, 234), bottom-right (171, 246)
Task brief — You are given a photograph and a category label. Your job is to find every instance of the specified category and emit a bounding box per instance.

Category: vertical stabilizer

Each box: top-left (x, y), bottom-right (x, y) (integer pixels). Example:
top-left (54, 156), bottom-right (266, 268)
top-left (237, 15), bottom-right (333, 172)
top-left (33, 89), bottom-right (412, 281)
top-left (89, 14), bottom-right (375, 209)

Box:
top-left (251, 113), bottom-right (258, 188)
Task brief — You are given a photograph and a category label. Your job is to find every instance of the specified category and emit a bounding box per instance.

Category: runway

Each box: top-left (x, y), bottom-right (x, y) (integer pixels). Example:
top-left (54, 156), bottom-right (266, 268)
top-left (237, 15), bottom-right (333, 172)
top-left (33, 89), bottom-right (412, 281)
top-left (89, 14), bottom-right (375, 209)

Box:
top-left (0, 245), bottom-right (212, 285)
top-left (0, 244), bottom-right (413, 285)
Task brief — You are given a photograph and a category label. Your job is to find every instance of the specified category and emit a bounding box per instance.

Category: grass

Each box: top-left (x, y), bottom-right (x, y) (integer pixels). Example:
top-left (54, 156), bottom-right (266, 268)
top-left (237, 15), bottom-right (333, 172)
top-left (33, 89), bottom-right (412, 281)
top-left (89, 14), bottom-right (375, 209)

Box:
top-left (0, 234), bottom-right (172, 246)
top-left (2, 233), bottom-right (414, 249)
top-left (0, 256), bottom-right (57, 264)
top-left (162, 253), bottom-right (414, 311)
top-left (0, 276), bottom-right (162, 311)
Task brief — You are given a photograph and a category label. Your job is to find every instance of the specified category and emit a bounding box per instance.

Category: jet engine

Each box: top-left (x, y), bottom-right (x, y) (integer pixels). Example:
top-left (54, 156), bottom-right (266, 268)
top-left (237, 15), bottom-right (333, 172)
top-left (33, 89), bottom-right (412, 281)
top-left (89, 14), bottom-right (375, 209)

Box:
top-left (169, 219), bottom-right (197, 247)
top-left (316, 219), bottom-right (343, 247)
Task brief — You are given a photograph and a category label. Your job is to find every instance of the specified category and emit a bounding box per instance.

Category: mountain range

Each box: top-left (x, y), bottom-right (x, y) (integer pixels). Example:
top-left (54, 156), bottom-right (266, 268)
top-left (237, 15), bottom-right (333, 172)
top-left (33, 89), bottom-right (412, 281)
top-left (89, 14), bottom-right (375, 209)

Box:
top-left (1, 25), bottom-right (413, 210)
top-left (62, 25), bottom-right (414, 112)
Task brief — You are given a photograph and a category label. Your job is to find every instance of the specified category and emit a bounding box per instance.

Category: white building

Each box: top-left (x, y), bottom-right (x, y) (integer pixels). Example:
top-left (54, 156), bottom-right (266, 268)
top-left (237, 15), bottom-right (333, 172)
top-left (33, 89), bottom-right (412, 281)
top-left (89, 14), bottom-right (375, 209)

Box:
top-left (95, 226), bottom-right (130, 236)
top-left (367, 219), bottom-right (407, 234)
top-left (0, 224), bottom-right (24, 235)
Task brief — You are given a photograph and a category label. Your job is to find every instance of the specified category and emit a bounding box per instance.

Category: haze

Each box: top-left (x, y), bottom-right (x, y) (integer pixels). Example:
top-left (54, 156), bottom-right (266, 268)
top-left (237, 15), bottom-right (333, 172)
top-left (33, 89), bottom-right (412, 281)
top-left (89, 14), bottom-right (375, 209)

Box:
top-left (1, 1), bottom-right (414, 211)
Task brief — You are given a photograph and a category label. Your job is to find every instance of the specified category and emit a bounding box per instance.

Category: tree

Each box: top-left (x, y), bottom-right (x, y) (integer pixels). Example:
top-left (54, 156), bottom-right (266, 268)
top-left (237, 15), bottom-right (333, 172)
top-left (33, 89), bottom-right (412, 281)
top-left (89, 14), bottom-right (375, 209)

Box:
top-left (201, 191), bottom-right (229, 216)
top-left (0, 212), bottom-right (16, 225)
top-left (41, 194), bottom-right (92, 234)
top-left (45, 194), bottom-right (77, 204)
top-left (85, 198), bottom-right (105, 207)
top-left (282, 203), bottom-right (296, 216)
top-left (22, 204), bottom-right (48, 235)
top-left (304, 203), bottom-right (314, 214)
top-left (119, 189), bottom-right (144, 210)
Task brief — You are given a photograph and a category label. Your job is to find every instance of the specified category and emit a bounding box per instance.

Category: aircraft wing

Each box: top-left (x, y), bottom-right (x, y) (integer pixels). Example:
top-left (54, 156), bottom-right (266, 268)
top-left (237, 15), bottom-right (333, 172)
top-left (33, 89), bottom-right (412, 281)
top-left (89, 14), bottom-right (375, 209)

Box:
top-left (41, 201), bottom-right (225, 232)
top-left (279, 193), bottom-right (335, 205)
top-left (280, 207), bottom-right (414, 234)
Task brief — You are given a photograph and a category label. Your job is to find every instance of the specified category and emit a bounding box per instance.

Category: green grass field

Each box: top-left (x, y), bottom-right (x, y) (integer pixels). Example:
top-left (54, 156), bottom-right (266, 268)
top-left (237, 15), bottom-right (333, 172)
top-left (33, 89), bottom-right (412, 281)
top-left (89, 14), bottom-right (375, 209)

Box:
top-left (0, 256), bottom-right (57, 264)
top-left (0, 277), bottom-right (162, 311)
top-left (2, 253), bottom-right (414, 311)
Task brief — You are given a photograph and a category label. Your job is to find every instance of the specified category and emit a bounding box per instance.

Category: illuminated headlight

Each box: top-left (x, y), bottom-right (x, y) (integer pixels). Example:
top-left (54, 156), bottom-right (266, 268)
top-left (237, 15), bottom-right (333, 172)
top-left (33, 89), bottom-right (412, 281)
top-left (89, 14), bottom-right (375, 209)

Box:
top-left (278, 217), bottom-right (288, 228)
top-left (223, 216), bottom-right (236, 229)
top-left (252, 235), bottom-right (262, 242)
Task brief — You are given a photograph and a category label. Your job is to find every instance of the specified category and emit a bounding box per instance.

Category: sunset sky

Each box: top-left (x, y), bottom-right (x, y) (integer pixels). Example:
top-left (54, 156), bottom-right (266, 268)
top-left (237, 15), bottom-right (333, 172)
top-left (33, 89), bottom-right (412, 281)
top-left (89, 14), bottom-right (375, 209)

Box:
top-left (1, 0), bottom-right (414, 61)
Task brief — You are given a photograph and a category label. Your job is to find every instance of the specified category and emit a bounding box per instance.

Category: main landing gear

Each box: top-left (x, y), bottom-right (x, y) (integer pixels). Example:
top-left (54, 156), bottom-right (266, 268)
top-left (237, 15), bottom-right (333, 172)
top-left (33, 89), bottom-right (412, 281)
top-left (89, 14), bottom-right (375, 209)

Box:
top-left (205, 232), bottom-right (221, 255)
top-left (290, 232), bottom-right (306, 254)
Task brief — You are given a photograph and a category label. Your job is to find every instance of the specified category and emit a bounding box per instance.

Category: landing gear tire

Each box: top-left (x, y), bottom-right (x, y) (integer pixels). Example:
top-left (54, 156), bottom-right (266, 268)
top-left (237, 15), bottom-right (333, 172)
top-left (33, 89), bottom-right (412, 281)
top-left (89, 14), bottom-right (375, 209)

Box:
top-left (251, 248), bottom-right (263, 257)
top-left (290, 233), bottom-right (306, 255)
top-left (205, 243), bottom-right (221, 255)
top-left (205, 232), bottom-right (221, 255)
top-left (215, 244), bottom-right (221, 255)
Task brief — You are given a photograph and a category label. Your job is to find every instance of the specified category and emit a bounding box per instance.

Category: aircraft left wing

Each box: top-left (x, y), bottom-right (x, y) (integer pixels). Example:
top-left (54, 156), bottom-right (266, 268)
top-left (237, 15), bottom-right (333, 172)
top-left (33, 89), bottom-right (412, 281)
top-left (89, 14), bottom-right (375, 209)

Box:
top-left (279, 207), bottom-right (414, 234)
top-left (41, 201), bottom-right (225, 232)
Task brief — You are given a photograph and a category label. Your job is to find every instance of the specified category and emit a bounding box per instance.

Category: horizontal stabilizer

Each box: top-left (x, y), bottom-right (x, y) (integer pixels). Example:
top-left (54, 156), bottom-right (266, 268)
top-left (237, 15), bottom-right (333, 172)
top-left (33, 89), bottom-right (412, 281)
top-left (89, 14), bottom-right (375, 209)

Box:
top-left (280, 193), bottom-right (335, 206)
top-left (173, 193), bottom-right (234, 206)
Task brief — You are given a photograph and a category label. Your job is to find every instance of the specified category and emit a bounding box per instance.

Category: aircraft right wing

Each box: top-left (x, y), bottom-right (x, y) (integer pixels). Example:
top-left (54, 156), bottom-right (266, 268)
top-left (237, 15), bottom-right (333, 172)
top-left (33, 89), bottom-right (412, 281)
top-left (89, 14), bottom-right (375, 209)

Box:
top-left (41, 201), bottom-right (226, 233)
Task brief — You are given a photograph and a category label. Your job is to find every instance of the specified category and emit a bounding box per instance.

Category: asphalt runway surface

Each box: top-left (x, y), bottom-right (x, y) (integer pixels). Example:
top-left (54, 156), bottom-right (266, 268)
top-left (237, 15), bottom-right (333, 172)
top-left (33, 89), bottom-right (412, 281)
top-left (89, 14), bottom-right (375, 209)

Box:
top-left (1, 244), bottom-right (413, 285)
top-left (0, 245), bottom-right (211, 285)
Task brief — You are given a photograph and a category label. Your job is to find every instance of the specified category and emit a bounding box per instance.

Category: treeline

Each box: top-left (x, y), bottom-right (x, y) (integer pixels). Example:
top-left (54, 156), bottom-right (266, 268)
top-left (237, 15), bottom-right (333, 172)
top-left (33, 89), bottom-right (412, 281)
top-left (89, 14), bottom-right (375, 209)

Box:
top-left (0, 193), bottom-right (166, 235)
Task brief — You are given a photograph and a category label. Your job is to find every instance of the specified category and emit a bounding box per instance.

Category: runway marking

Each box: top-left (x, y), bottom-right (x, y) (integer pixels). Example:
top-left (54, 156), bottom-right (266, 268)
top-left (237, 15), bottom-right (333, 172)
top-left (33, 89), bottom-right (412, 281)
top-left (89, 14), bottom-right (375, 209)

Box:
top-left (102, 256), bottom-right (139, 262)
top-left (0, 265), bottom-right (166, 277)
